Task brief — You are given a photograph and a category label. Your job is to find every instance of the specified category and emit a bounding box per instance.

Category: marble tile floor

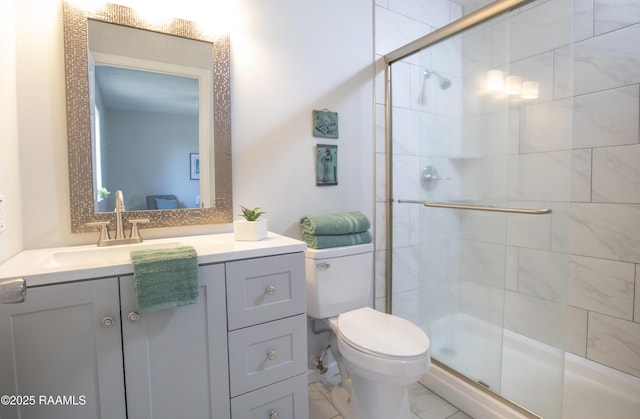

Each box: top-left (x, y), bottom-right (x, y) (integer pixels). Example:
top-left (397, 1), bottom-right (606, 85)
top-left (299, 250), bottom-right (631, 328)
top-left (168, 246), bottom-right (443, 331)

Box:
top-left (308, 380), bottom-right (473, 419)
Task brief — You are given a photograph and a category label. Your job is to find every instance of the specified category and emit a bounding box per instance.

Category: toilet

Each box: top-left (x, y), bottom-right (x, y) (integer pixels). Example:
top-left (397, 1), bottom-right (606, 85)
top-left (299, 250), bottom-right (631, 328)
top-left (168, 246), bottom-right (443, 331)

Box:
top-left (305, 243), bottom-right (431, 419)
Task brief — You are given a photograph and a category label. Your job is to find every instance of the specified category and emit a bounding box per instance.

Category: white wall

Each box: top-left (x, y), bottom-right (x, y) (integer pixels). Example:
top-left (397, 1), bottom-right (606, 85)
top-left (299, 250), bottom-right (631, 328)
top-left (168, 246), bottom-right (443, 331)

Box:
top-left (232, 0), bottom-right (375, 239)
top-left (0, 0), bottom-right (23, 262)
top-left (3, 0), bottom-right (374, 254)
top-left (13, 0), bottom-right (72, 250)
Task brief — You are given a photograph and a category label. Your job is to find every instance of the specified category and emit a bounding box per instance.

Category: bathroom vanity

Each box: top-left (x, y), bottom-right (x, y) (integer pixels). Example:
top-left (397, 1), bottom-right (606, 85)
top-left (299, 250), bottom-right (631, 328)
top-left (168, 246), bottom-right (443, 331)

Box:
top-left (0, 233), bottom-right (308, 419)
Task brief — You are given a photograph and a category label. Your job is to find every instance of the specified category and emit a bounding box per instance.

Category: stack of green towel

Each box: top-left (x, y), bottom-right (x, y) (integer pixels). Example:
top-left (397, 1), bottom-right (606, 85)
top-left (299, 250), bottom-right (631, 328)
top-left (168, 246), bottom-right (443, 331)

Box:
top-left (130, 246), bottom-right (200, 314)
top-left (300, 211), bottom-right (372, 249)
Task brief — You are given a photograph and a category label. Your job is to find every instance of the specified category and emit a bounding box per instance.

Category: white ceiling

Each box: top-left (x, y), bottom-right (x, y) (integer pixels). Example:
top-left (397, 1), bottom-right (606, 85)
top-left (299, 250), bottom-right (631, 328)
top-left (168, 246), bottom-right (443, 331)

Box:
top-left (95, 65), bottom-right (199, 115)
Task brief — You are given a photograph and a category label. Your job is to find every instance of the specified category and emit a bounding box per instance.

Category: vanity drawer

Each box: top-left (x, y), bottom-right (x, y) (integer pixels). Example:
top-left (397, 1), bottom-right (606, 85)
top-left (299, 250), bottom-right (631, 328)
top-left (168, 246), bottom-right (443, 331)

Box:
top-left (228, 314), bottom-right (307, 397)
top-left (230, 373), bottom-right (309, 419)
top-left (226, 253), bottom-right (305, 330)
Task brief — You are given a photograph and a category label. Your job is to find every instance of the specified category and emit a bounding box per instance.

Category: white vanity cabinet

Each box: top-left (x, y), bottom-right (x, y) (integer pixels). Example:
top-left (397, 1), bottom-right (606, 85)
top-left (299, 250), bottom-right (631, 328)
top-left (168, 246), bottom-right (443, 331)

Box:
top-left (0, 264), bottom-right (230, 419)
top-left (0, 234), bottom-right (309, 419)
top-left (0, 278), bottom-right (127, 419)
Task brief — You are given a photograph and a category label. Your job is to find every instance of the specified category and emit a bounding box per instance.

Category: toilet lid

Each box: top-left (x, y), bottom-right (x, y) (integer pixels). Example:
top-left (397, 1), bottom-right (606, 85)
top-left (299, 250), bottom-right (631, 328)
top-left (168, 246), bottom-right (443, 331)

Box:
top-left (337, 307), bottom-right (430, 359)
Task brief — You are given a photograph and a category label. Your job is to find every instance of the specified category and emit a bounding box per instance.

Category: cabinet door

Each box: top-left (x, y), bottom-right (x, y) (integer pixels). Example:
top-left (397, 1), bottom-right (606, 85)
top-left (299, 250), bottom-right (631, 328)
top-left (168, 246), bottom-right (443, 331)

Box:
top-left (0, 278), bottom-right (125, 419)
top-left (120, 263), bottom-right (230, 419)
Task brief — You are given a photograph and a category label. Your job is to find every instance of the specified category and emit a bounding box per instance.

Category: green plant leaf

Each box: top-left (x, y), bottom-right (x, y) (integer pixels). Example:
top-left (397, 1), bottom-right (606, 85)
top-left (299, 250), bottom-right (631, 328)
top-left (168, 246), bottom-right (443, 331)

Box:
top-left (239, 205), bottom-right (266, 221)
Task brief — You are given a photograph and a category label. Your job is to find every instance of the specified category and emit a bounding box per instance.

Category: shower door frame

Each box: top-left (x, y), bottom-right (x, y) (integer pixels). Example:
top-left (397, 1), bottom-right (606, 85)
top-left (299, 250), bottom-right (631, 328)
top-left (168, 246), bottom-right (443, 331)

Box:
top-left (383, 0), bottom-right (541, 417)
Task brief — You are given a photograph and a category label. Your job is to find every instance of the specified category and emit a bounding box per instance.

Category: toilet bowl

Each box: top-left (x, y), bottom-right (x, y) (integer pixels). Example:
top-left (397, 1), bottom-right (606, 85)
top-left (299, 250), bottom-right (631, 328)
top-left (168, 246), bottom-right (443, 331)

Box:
top-left (305, 244), bottom-right (431, 419)
top-left (328, 307), bottom-right (430, 419)
top-left (336, 307), bottom-right (430, 382)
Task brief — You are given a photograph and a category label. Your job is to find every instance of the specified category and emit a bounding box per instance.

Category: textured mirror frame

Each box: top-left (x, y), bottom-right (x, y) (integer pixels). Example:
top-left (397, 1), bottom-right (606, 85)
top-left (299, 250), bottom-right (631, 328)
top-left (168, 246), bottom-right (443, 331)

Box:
top-left (63, 1), bottom-right (232, 233)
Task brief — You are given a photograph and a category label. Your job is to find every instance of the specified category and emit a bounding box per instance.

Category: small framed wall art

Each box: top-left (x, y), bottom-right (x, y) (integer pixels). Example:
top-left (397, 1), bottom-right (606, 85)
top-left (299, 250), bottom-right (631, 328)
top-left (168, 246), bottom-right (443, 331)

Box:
top-left (190, 153), bottom-right (200, 180)
top-left (316, 144), bottom-right (337, 186)
top-left (312, 109), bottom-right (338, 138)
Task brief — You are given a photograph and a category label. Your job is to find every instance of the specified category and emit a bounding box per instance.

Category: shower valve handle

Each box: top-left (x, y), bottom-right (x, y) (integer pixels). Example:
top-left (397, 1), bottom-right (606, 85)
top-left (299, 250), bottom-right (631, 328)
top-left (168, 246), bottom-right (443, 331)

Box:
top-left (422, 166), bottom-right (450, 191)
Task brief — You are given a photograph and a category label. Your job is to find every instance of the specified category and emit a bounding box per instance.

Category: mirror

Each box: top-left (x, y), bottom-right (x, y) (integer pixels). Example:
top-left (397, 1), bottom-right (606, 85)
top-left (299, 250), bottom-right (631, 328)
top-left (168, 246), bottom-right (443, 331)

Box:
top-left (63, 2), bottom-right (232, 233)
top-left (89, 19), bottom-right (212, 213)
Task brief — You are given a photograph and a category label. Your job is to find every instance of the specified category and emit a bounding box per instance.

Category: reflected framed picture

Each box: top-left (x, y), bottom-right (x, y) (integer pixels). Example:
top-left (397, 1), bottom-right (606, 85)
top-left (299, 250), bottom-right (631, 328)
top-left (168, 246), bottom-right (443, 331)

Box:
top-left (190, 153), bottom-right (200, 180)
top-left (316, 144), bottom-right (337, 186)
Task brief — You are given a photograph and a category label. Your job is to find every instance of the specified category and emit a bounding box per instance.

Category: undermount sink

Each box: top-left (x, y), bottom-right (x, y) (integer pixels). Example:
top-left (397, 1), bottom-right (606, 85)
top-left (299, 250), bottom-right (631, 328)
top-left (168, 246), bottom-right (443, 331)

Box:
top-left (45, 241), bottom-right (183, 268)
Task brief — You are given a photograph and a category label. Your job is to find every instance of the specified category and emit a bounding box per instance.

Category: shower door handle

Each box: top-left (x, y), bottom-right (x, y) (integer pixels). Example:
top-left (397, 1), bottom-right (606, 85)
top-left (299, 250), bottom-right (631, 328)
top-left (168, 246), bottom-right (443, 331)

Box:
top-left (397, 199), bottom-right (551, 215)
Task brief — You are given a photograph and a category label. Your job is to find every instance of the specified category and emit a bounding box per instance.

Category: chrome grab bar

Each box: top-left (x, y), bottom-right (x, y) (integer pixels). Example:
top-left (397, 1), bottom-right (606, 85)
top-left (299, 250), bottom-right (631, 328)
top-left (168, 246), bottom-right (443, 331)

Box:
top-left (397, 199), bottom-right (551, 215)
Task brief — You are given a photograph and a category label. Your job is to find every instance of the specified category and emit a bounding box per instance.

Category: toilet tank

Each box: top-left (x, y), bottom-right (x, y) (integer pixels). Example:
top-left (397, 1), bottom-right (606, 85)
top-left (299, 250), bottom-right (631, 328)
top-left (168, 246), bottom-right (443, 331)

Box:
top-left (305, 243), bottom-right (373, 319)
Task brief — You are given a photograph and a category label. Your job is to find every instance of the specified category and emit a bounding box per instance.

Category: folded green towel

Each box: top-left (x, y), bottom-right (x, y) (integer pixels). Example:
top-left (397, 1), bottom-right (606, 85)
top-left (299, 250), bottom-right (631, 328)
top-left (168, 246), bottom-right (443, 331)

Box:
top-left (303, 231), bottom-right (373, 249)
top-left (130, 246), bottom-right (199, 314)
top-left (301, 211), bottom-right (370, 235)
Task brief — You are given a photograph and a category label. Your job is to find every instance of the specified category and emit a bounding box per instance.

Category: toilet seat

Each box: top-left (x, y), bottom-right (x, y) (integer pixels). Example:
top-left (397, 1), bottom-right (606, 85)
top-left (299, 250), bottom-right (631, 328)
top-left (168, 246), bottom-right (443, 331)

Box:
top-left (337, 307), bottom-right (430, 360)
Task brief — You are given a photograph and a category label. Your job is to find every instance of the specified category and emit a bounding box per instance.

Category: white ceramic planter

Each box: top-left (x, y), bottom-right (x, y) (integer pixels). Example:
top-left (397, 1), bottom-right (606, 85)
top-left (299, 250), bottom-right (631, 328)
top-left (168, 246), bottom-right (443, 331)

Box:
top-left (233, 219), bottom-right (268, 241)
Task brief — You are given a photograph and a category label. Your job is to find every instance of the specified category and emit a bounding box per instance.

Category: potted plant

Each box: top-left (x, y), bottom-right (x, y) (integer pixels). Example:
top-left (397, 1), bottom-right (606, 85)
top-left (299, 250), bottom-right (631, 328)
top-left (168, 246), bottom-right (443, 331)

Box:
top-left (97, 187), bottom-right (111, 200)
top-left (234, 206), bottom-right (268, 241)
top-left (96, 187), bottom-right (111, 212)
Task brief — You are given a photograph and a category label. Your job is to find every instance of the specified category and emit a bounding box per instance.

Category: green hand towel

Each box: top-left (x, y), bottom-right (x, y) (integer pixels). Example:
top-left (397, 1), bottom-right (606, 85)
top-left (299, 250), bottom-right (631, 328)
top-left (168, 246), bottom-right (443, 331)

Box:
top-left (303, 231), bottom-right (373, 249)
top-left (300, 211), bottom-right (370, 235)
top-left (131, 246), bottom-right (199, 314)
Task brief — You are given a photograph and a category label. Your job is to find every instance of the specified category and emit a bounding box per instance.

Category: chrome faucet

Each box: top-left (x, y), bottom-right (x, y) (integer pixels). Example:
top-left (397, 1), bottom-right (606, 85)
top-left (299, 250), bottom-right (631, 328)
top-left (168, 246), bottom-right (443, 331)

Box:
top-left (87, 190), bottom-right (150, 246)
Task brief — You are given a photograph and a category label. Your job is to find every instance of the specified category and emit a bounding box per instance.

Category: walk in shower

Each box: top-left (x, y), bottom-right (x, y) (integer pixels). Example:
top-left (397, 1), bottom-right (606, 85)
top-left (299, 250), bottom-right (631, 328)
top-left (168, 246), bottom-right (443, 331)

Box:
top-left (385, 0), bottom-right (573, 417)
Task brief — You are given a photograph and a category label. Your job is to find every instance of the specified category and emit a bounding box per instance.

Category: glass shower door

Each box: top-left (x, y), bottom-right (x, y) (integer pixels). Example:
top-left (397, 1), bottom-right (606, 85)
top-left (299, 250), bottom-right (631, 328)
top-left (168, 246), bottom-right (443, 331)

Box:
top-left (388, 1), bottom-right (572, 417)
top-left (390, 17), bottom-right (512, 390)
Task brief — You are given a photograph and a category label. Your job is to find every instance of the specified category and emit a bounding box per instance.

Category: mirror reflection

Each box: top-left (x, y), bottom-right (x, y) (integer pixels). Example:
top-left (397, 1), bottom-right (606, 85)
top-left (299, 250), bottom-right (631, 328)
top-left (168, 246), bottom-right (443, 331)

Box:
top-left (63, 1), bottom-right (233, 232)
top-left (89, 19), bottom-right (211, 212)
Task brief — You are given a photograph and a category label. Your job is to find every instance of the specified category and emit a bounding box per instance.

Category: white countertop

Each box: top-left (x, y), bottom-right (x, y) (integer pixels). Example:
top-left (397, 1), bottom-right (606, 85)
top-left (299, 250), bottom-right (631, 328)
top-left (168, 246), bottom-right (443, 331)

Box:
top-left (0, 232), bottom-right (306, 287)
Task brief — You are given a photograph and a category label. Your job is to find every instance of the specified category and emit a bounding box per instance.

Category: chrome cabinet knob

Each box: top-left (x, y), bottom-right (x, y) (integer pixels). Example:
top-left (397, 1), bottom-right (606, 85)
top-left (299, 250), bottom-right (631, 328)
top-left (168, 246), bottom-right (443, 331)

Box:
top-left (267, 350), bottom-right (278, 361)
top-left (269, 411), bottom-right (279, 419)
top-left (265, 285), bottom-right (276, 296)
top-left (128, 312), bottom-right (141, 323)
top-left (101, 316), bottom-right (115, 328)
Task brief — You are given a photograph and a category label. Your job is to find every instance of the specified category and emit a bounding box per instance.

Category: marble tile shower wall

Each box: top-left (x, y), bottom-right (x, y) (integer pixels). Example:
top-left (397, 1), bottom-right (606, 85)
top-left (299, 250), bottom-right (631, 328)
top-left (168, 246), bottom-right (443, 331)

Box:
top-left (565, 0), bottom-right (640, 378)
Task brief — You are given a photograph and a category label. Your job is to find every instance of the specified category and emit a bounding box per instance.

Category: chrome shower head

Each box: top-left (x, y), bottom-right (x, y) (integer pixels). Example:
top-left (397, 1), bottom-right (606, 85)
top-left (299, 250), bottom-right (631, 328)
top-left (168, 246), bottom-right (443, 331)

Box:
top-left (424, 69), bottom-right (451, 90)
